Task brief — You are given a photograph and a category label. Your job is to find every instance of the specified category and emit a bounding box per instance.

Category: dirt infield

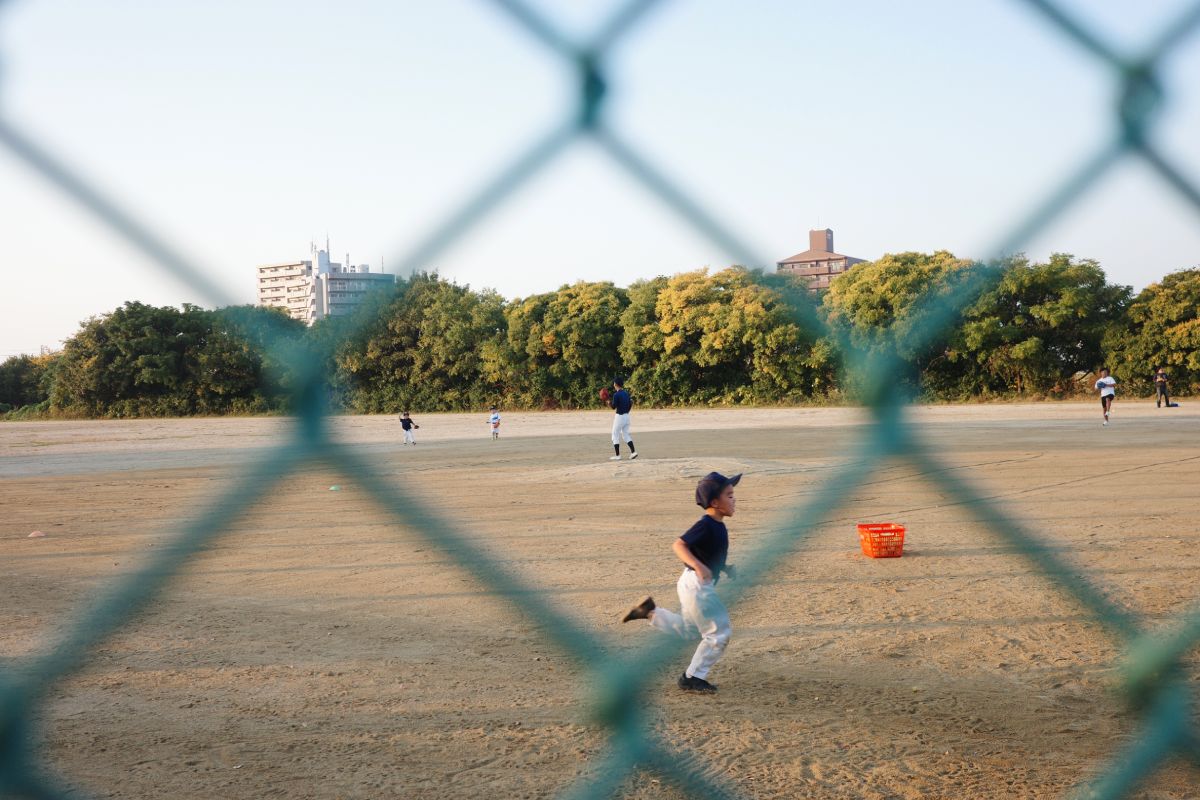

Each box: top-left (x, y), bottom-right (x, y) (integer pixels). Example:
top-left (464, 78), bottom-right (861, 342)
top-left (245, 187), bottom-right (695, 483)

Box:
top-left (3, 403), bottom-right (1199, 799)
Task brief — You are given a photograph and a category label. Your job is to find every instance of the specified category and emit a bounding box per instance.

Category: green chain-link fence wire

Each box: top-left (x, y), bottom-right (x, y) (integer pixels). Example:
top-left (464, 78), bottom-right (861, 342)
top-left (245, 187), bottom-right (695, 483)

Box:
top-left (3, 0), bottom-right (1200, 797)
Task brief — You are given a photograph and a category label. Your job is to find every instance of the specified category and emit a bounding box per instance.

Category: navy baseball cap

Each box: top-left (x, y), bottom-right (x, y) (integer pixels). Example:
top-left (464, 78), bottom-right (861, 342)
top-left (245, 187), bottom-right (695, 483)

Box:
top-left (695, 471), bottom-right (741, 508)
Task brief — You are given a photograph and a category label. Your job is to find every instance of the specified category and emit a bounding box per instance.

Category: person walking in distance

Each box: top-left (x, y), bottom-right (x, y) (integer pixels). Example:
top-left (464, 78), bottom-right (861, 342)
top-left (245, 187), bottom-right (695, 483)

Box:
top-left (1095, 367), bottom-right (1117, 426)
top-left (1154, 367), bottom-right (1171, 408)
top-left (488, 406), bottom-right (501, 440)
top-left (609, 377), bottom-right (638, 461)
top-left (621, 472), bottom-right (742, 693)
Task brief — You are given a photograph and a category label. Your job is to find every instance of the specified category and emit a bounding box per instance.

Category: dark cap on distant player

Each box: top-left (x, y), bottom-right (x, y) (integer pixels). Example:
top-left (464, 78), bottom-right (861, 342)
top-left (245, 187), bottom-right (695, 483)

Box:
top-left (695, 471), bottom-right (741, 508)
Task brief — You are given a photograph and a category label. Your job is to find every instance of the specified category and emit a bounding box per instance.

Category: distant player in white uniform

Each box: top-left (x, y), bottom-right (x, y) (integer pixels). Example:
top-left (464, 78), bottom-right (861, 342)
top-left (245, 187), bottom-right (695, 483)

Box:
top-left (608, 377), bottom-right (638, 461)
top-left (488, 406), bottom-right (501, 440)
top-left (1095, 368), bottom-right (1116, 426)
top-left (621, 471), bottom-right (741, 693)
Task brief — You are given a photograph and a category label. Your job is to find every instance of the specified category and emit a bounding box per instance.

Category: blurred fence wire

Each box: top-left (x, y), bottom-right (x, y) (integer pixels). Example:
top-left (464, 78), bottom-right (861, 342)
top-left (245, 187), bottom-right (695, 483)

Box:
top-left (3, 0), bottom-right (1200, 798)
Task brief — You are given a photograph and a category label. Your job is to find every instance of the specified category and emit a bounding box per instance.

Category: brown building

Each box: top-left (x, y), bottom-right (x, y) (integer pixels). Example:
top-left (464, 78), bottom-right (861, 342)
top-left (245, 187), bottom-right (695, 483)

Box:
top-left (776, 228), bottom-right (865, 290)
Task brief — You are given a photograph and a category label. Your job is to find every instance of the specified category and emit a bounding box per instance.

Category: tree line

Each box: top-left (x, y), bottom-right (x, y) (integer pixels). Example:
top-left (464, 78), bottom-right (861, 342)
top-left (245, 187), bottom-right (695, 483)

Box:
top-left (3, 252), bottom-right (1197, 418)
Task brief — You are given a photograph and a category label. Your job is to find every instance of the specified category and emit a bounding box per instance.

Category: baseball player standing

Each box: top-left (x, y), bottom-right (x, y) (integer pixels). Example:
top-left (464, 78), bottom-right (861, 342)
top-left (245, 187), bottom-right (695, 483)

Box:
top-left (488, 406), bottom-right (501, 440)
top-left (621, 471), bottom-right (741, 693)
top-left (399, 411), bottom-right (420, 445)
top-left (608, 377), bottom-right (638, 461)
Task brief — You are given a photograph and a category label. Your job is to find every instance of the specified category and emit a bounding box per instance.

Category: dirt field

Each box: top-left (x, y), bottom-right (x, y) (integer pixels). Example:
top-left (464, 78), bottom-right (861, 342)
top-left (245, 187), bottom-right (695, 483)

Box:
top-left (3, 402), bottom-right (1199, 799)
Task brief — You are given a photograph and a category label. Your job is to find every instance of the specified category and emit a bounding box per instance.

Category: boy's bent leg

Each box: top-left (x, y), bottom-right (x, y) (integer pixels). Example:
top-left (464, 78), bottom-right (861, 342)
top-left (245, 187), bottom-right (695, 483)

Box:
top-left (648, 606), bottom-right (692, 638)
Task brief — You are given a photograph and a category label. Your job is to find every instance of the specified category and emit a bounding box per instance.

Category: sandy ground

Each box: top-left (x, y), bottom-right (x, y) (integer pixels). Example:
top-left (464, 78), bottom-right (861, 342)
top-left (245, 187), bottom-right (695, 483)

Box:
top-left (2, 402), bottom-right (1200, 799)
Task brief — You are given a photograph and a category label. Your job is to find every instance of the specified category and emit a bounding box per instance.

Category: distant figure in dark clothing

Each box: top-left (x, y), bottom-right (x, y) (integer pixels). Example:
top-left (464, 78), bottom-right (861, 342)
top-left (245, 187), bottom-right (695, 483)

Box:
top-left (1155, 367), bottom-right (1171, 408)
top-left (399, 411), bottom-right (420, 445)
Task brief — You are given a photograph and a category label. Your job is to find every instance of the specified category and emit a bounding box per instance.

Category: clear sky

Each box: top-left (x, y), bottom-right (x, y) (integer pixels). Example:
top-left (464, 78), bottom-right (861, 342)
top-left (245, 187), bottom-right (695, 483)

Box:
top-left (2, 0), bottom-right (1199, 357)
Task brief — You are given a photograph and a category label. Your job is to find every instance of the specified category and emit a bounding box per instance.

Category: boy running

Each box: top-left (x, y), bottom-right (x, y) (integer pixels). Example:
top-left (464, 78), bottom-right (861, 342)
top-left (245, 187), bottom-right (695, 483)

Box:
top-left (399, 411), bottom-right (420, 445)
top-left (608, 377), bottom-right (638, 461)
top-left (621, 471), bottom-right (740, 693)
top-left (1095, 368), bottom-right (1116, 426)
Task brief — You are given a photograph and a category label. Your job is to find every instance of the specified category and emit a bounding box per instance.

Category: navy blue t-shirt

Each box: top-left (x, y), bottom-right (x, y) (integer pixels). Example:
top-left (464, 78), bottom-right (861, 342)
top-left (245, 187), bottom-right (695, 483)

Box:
top-left (610, 388), bottom-right (632, 415)
top-left (680, 515), bottom-right (728, 581)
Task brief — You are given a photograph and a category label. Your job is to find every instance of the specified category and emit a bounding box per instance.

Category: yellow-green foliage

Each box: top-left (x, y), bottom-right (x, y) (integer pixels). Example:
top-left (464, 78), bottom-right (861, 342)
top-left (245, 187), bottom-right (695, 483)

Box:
top-left (10, 257), bottom-right (1191, 419)
top-left (1104, 268), bottom-right (1200, 395)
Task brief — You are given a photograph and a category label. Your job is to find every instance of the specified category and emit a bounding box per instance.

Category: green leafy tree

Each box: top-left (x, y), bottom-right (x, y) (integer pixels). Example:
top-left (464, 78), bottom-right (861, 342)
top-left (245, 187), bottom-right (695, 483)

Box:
top-left (620, 267), bottom-right (829, 404)
top-left (1104, 267), bottom-right (1200, 396)
top-left (824, 251), bottom-right (1130, 399)
top-left (335, 272), bottom-right (507, 412)
top-left (822, 251), bottom-right (976, 397)
top-left (616, 276), bottom-right (672, 403)
top-left (50, 302), bottom-right (295, 417)
top-left (0, 353), bottom-right (58, 412)
top-left (52, 302), bottom-right (187, 416)
top-left (490, 281), bottom-right (628, 408)
top-left (936, 254), bottom-right (1131, 397)
top-left (210, 305), bottom-right (308, 408)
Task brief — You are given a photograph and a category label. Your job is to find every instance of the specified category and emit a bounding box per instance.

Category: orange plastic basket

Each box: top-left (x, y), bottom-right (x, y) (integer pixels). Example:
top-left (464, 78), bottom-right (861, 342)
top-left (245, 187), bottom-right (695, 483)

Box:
top-left (857, 523), bottom-right (905, 558)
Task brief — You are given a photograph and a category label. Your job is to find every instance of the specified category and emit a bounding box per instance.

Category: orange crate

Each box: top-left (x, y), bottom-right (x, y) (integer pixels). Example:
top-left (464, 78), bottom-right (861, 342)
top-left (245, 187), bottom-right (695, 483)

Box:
top-left (858, 523), bottom-right (905, 558)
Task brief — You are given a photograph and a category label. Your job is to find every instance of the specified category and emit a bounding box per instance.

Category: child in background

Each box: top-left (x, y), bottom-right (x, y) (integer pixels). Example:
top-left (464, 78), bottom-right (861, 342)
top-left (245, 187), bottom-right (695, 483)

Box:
top-left (1155, 367), bottom-right (1170, 408)
top-left (399, 411), bottom-right (419, 445)
top-left (488, 406), bottom-right (501, 440)
top-left (1095, 368), bottom-right (1116, 426)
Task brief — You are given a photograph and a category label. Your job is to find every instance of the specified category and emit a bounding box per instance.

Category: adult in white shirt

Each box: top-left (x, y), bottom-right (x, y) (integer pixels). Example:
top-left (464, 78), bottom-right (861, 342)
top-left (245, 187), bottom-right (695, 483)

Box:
top-left (1095, 368), bottom-right (1117, 426)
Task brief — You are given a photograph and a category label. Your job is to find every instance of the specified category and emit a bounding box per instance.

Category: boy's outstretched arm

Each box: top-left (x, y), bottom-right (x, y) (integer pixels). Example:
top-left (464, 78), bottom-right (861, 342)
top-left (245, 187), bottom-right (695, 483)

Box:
top-left (672, 538), bottom-right (711, 582)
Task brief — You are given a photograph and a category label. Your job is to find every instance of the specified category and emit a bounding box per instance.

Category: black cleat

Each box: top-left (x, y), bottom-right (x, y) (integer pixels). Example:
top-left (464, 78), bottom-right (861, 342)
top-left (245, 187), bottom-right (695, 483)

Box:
top-left (622, 596), bottom-right (655, 622)
top-left (678, 673), bottom-right (718, 693)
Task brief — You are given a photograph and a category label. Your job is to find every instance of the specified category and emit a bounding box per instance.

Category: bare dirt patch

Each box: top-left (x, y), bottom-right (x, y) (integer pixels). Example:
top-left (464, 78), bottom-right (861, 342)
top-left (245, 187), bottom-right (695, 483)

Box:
top-left (3, 403), bottom-right (1199, 798)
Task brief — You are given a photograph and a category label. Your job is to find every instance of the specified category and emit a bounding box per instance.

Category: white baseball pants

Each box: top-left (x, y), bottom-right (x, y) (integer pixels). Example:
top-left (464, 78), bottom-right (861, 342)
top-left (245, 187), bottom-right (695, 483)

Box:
top-left (403, 429), bottom-right (415, 445)
top-left (611, 413), bottom-right (632, 445)
top-left (649, 568), bottom-right (732, 680)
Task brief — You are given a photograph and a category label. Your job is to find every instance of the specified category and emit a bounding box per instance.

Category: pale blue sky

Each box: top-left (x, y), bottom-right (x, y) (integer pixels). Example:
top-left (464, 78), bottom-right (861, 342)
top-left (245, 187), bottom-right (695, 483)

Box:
top-left (2, 0), bottom-right (1199, 357)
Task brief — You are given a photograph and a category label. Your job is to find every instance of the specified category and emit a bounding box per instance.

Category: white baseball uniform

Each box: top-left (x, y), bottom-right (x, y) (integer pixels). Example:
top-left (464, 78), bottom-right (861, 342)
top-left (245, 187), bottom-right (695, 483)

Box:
top-left (611, 413), bottom-right (632, 446)
top-left (649, 568), bottom-right (732, 680)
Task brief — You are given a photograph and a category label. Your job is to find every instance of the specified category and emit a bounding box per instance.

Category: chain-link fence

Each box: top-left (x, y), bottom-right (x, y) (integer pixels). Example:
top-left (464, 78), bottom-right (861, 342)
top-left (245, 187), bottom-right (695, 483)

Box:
top-left (3, 1), bottom-right (1200, 797)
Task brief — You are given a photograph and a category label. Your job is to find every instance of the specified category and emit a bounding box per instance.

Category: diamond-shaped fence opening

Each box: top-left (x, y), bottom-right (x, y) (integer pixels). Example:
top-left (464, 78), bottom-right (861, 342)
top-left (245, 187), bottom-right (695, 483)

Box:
top-left (3, 1), bottom-right (1200, 798)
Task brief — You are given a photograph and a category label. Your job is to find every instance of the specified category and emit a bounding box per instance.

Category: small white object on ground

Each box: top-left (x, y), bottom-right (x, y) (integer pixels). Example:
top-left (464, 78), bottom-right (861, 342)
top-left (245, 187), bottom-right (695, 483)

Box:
top-left (28, 530), bottom-right (46, 538)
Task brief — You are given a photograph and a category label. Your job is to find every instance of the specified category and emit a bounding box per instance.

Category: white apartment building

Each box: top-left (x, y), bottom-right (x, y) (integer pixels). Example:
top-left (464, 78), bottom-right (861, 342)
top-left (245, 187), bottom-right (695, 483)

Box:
top-left (257, 260), bottom-right (317, 322)
top-left (256, 241), bottom-right (395, 324)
